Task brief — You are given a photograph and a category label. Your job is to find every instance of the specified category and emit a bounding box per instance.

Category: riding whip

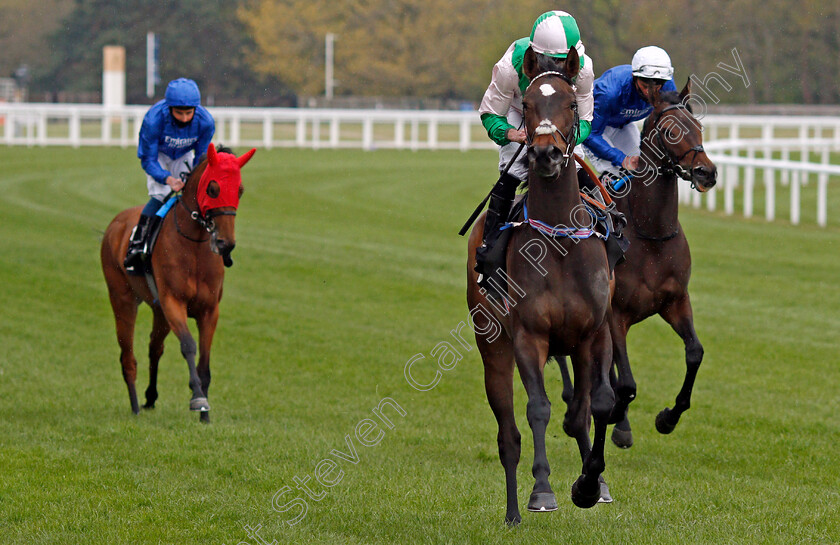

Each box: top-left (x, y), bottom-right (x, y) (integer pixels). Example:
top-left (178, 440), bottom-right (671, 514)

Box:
top-left (458, 141), bottom-right (526, 236)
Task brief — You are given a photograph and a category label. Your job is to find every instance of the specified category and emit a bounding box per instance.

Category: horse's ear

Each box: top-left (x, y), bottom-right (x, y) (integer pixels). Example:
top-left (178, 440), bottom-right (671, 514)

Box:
top-left (563, 47), bottom-right (580, 82)
top-left (679, 77), bottom-right (692, 113)
top-left (237, 148), bottom-right (256, 168)
top-left (523, 46), bottom-right (540, 80)
top-left (651, 85), bottom-right (664, 109)
top-left (207, 143), bottom-right (218, 167)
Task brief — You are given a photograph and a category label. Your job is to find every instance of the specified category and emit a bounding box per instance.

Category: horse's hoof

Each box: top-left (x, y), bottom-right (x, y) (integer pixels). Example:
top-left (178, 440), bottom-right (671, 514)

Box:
top-left (199, 412), bottom-right (210, 424)
top-left (571, 476), bottom-right (600, 509)
top-left (142, 403), bottom-right (155, 410)
top-left (189, 397), bottom-right (210, 412)
top-left (655, 408), bottom-right (676, 434)
top-left (597, 475), bottom-right (613, 503)
top-left (527, 491), bottom-right (558, 512)
top-left (611, 426), bottom-right (634, 448)
top-left (504, 513), bottom-right (522, 527)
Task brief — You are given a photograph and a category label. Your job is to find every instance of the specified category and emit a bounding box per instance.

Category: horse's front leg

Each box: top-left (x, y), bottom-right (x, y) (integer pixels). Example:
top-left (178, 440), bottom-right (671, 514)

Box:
top-left (656, 293), bottom-right (703, 434)
top-left (513, 334), bottom-right (556, 513)
top-left (195, 306), bottom-right (220, 423)
top-left (569, 324), bottom-right (615, 508)
top-left (158, 294), bottom-right (209, 413)
top-left (478, 331), bottom-right (522, 526)
top-left (608, 311), bottom-right (636, 448)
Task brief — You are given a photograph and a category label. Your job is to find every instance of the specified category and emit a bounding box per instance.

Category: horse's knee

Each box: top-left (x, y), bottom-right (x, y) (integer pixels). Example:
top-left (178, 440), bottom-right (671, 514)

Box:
top-left (591, 383), bottom-right (615, 422)
top-left (563, 403), bottom-right (586, 438)
top-left (179, 336), bottom-right (197, 360)
top-left (526, 398), bottom-right (551, 427)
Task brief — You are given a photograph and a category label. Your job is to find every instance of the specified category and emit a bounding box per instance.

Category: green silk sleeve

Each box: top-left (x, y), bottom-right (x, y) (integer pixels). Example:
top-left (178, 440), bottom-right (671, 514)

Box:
top-left (481, 113), bottom-right (515, 146)
top-left (576, 119), bottom-right (591, 145)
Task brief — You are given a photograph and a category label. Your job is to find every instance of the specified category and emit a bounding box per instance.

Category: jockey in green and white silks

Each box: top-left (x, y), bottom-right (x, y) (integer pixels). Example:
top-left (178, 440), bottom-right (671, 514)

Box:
top-left (479, 10), bottom-right (594, 182)
top-left (474, 11), bottom-right (595, 294)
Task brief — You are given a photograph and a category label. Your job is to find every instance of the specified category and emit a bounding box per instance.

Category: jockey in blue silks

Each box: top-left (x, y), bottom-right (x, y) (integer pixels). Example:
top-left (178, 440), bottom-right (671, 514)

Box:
top-left (124, 78), bottom-right (215, 273)
top-left (583, 46), bottom-right (677, 182)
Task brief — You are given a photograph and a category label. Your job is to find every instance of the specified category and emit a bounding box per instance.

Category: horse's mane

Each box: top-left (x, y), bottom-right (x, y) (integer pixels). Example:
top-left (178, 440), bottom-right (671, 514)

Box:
top-left (191, 144), bottom-right (235, 172)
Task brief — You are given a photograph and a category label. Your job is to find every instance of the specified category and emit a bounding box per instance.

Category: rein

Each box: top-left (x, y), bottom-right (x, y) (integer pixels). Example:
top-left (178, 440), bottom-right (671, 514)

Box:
top-left (524, 71), bottom-right (579, 170)
top-left (175, 196), bottom-right (236, 243)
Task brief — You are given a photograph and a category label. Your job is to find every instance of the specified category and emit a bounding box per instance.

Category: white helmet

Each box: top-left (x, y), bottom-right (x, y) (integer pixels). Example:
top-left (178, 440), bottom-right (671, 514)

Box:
top-left (631, 46), bottom-right (673, 80)
top-left (530, 11), bottom-right (583, 59)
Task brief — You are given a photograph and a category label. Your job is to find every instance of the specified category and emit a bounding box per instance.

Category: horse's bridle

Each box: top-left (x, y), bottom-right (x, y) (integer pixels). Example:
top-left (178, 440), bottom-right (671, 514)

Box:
top-left (644, 104), bottom-right (705, 184)
top-left (175, 197), bottom-right (236, 243)
top-left (524, 71), bottom-right (579, 170)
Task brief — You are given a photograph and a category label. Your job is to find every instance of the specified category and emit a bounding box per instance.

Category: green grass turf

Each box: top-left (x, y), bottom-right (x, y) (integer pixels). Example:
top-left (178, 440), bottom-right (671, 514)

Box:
top-left (0, 146), bottom-right (838, 544)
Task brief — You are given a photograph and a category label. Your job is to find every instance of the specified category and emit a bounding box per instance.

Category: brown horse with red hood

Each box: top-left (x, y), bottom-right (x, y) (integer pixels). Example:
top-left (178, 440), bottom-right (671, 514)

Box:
top-left (101, 143), bottom-right (255, 422)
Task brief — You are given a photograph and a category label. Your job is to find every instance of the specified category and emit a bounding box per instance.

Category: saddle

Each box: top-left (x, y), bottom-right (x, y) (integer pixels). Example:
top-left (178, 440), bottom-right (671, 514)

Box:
top-left (127, 196), bottom-right (179, 276)
top-left (128, 195), bottom-right (180, 302)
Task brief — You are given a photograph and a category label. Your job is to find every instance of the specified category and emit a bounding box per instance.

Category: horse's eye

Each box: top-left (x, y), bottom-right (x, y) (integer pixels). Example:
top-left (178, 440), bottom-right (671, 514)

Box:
top-left (206, 180), bottom-right (220, 198)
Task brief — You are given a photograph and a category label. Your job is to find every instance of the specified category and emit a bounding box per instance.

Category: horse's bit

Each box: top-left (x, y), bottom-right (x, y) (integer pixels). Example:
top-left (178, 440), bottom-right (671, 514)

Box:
top-left (176, 198), bottom-right (236, 242)
top-left (645, 104), bottom-right (705, 184)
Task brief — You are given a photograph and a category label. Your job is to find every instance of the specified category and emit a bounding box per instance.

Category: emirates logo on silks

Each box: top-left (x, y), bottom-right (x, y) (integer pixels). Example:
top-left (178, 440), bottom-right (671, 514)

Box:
top-left (196, 143), bottom-right (257, 216)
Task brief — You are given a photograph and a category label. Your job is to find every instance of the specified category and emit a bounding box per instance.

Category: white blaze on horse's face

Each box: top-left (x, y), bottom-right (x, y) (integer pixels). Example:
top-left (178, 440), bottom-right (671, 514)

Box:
top-left (540, 83), bottom-right (556, 97)
top-left (534, 119), bottom-right (559, 136)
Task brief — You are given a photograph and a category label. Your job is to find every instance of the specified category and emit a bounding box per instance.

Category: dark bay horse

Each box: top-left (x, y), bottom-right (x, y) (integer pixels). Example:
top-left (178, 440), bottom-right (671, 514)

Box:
top-left (605, 81), bottom-right (717, 447)
top-left (467, 47), bottom-right (614, 525)
top-left (101, 143), bottom-right (256, 422)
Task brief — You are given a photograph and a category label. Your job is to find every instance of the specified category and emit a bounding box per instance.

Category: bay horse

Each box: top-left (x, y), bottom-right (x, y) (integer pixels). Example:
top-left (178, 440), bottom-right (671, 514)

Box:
top-left (602, 81), bottom-right (717, 448)
top-left (467, 46), bottom-right (614, 525)
top-left (100, 143), bottom-right (256, 422)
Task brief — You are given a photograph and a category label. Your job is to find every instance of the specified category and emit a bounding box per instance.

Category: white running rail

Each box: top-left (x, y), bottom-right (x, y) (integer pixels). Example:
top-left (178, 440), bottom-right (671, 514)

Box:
top-left (1, 104), bottom-right (838, 226)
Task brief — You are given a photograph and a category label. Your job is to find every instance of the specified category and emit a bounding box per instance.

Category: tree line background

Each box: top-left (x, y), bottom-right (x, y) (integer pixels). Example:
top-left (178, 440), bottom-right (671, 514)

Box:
top-left (0, 0), bottom-right (837, 106)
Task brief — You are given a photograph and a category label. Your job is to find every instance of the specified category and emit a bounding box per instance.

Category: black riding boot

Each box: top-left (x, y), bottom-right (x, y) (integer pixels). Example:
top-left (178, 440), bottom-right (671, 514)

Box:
top-left (475, 172), bottom-right (520, 295)
top-left (124, 214), bottom-right (153, 274)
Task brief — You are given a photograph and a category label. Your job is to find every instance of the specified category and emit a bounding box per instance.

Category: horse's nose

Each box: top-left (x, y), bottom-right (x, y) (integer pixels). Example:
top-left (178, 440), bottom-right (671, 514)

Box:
top-left (216, 239), bottom-right (236, 256)
top-left (693, 164), bottom-right (717, 188)
top-left (528, 145), bottom-right (562, 176)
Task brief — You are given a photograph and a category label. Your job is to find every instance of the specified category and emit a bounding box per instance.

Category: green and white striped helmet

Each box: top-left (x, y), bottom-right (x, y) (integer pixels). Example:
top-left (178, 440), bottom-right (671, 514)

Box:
top-left (529, 10), bottom-right (582, 59)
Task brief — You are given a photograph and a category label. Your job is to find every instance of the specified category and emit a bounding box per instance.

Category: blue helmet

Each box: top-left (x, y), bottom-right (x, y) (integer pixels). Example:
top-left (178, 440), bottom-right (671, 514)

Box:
top-left (164, 78), bottom-right (201, 108)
